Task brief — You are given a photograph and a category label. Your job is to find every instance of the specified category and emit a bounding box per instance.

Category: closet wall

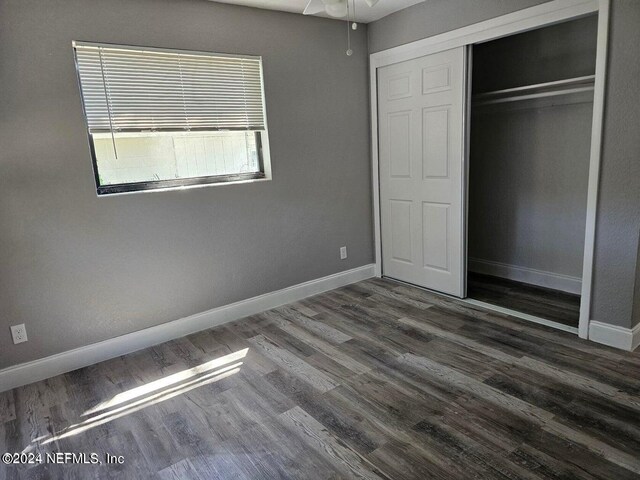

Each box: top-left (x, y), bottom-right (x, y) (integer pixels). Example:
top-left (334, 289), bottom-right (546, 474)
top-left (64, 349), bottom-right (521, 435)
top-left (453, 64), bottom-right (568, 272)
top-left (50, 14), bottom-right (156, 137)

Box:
top-left (369, 0), bottom-right (640, 331)
top-left (468, 16), bottom-right (598, 287)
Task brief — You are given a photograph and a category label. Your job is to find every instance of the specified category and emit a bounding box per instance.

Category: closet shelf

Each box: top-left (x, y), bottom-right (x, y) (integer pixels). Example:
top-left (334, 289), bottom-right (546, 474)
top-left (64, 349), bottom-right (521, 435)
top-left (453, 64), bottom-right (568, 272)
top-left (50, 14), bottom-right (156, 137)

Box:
top-left (472, 75), bottom-right (595, 106)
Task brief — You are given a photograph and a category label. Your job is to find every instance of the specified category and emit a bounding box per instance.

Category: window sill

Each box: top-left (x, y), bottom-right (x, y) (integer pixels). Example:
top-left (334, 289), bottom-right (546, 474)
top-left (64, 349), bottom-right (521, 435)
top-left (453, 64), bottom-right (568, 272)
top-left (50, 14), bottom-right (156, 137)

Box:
top-left (96, 172), bottom-right (269, 196)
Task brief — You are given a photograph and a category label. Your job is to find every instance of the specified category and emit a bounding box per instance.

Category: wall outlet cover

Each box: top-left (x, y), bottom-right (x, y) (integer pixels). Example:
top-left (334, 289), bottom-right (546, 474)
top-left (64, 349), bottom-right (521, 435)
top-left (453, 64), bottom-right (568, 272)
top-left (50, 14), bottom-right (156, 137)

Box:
top-left (10, 324), bottom-right (28, 344)
top-left (340, 246), bottom-right (348, 260)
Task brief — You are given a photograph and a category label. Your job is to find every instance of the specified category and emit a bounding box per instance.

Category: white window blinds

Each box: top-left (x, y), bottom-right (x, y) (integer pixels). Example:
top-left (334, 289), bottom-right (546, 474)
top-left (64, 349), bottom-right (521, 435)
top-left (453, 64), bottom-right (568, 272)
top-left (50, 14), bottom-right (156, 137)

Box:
top-left (74, 42), bottom-right (266, 133)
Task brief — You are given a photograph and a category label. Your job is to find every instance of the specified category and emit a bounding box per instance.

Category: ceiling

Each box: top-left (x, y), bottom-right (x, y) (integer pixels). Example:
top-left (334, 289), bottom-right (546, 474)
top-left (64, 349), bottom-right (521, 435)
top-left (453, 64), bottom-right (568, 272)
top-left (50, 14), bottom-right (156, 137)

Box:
top-left (209, 0), bottom-right (425, 23)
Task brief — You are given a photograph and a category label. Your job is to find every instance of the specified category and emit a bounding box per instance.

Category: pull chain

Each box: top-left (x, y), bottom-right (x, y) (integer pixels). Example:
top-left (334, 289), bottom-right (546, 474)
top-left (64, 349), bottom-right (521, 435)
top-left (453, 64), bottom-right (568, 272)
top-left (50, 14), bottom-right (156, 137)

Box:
top-left (346, 0), bottom-right (353, 56)
top-left (352, 0), bottom-right (358, 30)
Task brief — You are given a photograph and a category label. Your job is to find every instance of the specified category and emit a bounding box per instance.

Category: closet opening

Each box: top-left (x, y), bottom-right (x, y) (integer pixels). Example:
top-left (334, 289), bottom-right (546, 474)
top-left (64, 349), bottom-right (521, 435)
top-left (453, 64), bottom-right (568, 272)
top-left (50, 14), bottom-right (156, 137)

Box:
top-left (466, 15), bottom-right (598, 331)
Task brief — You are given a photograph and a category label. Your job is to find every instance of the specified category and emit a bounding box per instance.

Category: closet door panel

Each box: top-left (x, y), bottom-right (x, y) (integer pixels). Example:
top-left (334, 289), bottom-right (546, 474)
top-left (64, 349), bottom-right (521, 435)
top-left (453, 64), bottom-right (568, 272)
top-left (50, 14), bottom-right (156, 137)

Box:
top-left (423, 107), bottom-right (450, 178)
top-left (422, 64), bottom-right (452, 94)
top-left (389, 200), bottom-right (414, 264)
top-left (388, 111), bottom-right (412, 177)
top-left (422, 202), bottom-right (450, 271)
top-left (378, 47), bottom-right (466, 296)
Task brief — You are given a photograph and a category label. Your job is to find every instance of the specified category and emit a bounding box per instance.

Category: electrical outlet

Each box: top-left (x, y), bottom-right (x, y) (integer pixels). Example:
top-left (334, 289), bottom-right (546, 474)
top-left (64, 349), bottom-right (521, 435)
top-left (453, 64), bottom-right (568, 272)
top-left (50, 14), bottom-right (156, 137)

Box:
top-left (340, 246), bottom-right (348, 260)
top-left (10, 324), bottom-right (28, 345)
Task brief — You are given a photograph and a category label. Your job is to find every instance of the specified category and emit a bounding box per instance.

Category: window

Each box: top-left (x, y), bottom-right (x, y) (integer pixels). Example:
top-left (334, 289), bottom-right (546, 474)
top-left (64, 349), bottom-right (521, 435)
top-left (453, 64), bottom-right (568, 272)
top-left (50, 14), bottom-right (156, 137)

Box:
top-left (73, 42), bottom-right (271, 195)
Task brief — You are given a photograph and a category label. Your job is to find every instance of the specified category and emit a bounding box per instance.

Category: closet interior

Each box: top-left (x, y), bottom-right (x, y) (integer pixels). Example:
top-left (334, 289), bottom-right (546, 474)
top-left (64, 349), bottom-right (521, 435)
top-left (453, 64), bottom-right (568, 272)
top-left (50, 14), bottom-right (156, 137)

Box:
top-left (466, 15), bottom-right (598, 329)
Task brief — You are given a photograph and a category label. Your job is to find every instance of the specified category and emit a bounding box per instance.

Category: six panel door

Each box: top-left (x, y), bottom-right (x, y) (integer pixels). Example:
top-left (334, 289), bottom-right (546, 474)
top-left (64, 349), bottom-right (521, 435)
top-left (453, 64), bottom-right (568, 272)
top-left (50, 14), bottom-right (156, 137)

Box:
top-left (378, 47), bottom-right (467, 297)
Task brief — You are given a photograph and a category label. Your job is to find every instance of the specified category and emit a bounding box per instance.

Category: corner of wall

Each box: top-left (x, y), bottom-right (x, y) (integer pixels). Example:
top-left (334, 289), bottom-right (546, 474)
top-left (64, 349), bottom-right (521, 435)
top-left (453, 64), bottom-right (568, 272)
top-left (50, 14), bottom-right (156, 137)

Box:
top-left (632, 231), bottom-right (640, 329)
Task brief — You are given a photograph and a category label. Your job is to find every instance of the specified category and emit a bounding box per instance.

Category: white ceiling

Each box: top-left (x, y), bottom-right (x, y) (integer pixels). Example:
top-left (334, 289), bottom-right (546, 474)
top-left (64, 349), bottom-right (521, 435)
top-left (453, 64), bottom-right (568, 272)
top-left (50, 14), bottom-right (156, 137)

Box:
top-left (209, 0), bottom-right (424, 23)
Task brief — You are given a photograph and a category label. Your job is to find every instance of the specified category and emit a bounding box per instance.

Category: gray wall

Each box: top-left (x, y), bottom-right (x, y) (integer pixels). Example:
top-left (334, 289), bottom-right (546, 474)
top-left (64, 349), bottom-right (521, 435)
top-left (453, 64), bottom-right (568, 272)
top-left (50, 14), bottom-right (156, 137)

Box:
top-left (468, 18), bottom-right (595, 280)
top-left (592, 0), bottom-right (640, 329)
top-left (368, 0), bottom-right (551, 54)
top-left (471, 16), bottom-right (598, 93)
top-left (468, 103), bottom-right (593, 278)
top-left (369, 0), bottom-right (640, 328)
top-left (0, 0), bottom-right (373, 369)
top-left (634, 238), bottom-right (640, 328)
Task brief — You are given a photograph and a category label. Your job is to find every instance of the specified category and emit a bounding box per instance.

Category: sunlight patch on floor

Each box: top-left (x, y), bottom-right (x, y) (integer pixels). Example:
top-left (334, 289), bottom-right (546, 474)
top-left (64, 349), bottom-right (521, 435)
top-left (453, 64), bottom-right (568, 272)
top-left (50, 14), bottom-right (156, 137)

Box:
top-left (26, 348), bottom-right (249, 449)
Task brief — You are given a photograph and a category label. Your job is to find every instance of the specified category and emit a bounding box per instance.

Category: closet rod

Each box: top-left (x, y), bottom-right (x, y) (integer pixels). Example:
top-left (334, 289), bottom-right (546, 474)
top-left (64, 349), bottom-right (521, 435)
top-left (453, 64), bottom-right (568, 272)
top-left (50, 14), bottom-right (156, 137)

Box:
top-left (473, 75), bottom-right (595, 106)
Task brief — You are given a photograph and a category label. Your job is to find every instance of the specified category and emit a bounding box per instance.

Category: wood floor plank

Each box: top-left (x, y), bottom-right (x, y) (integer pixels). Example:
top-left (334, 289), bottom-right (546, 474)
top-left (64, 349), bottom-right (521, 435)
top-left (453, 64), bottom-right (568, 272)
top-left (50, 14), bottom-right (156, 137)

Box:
top-left (278, 406), bottom-right (392, 480)
top-left (268, 305), bottom-right (353, 344)
top-left (188, 448), bottom-right (250, 480)
top-left (125, 411), bottom-right (184, 473)
top-left (398, 352), bottom-right (640, 474)
top-left (459, 322), bottom-right (640, 393)
top-left (514, 355), bottom-right (640, 411)
top-left (248, 334), bottom-right (339, 393)
top-left (0, 390), bottom-right (16, 424)
top-left (367, 439), bottom-right (453, 480)
top-left (262, 311), bottom-right (370, 375)
top-left (516, 429), bottom-right (640, 480)
top-left (264, 369), bottom-right (387, 456)
top-left (411, 415), bottom-right (545, 480)
top-left (2, 278), bottom-right (639, 479)
top-left (230, 413), bottom-right (343, 480)
top-left (467, 272), bottom-right (580, 327)
top-left (288, 302), bottom-right (321, 318)
top-left (205, 325), bottom-right (280, 376)
top-left (397, 314), bottom-right (640, 415)
top-left (156, 458), bottom-right (204, 480)
top-left (507, 442), bottom-right (603, 480)
top-left (409, 418), bottom-right (519, 480)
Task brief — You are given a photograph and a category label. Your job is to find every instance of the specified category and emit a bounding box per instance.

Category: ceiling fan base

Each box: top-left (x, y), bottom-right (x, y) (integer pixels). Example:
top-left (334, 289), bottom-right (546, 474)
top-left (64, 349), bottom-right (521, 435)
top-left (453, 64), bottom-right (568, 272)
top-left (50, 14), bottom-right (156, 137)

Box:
top-left (303, 0), bottom-right (325, 15)
top-left (304, 0), bottom-right (380, 18)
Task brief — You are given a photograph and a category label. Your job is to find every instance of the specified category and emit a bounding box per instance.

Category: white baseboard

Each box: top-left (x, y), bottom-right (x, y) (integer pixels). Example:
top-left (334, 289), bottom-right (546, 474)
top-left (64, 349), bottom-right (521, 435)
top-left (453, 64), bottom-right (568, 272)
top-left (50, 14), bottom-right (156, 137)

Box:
top-left (468, 258), bottom-right (582, 295)
top-left (588, 320), bottom-right (640, 352)
top-left (0, 264), bottom-right (375, 393)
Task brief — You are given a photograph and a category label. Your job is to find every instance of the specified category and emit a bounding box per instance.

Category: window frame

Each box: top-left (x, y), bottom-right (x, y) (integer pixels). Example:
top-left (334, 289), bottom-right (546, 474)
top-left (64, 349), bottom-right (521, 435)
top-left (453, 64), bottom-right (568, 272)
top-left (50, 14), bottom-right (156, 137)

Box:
top-left (72, 41), bottom-right (272, 196)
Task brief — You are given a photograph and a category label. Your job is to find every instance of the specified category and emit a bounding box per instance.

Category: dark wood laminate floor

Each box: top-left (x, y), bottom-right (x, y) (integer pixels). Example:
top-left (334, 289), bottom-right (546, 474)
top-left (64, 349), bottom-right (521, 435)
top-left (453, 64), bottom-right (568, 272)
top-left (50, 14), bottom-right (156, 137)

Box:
top-left (467, 272), bottom-right (581, 328)
top-left (1, 278), bottom-right (639, 479)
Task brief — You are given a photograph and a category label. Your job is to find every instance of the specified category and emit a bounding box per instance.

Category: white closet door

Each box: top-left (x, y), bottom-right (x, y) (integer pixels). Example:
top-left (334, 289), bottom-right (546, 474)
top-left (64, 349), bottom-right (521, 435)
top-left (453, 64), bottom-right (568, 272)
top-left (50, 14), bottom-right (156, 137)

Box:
top-left (378, 47), bottom-right (467, 297)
